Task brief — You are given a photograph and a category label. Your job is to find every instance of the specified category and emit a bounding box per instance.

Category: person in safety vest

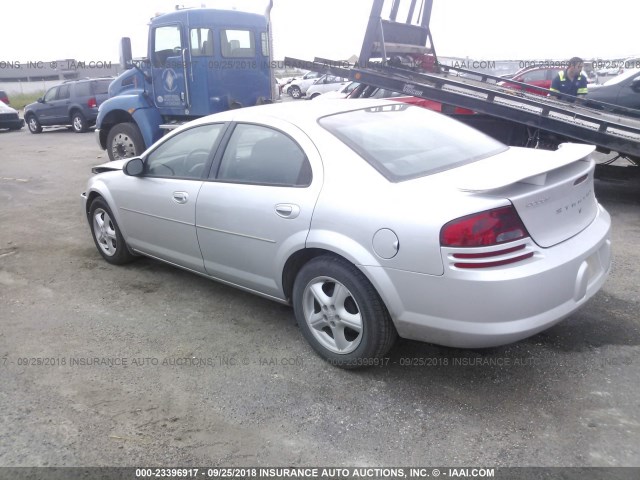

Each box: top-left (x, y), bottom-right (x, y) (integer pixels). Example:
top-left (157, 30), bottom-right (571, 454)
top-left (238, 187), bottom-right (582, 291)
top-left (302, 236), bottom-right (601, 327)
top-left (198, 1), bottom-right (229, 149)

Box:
top-left (549, 57), bottom-right (588, 102)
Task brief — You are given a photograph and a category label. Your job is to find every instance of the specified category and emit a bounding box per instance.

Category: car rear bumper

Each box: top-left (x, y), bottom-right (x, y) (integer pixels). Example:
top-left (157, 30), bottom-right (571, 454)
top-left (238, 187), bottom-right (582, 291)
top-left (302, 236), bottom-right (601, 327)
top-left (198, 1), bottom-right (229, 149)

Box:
top-left (363, 204), bottom-right (612, 348)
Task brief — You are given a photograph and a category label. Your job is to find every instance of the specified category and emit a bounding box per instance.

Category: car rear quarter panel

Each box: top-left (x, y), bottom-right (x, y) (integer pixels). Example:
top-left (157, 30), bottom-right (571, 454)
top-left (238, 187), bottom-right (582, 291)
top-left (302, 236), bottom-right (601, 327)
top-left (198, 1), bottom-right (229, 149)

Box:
top-left (305, 134), bottom-right (508, 276)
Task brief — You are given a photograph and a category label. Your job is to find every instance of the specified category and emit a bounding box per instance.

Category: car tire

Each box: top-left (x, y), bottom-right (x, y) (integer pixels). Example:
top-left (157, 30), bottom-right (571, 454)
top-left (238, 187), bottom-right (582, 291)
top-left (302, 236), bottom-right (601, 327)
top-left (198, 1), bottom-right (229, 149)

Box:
top-left (106, 123), bottom-right (144, 161)
top-left (289, 85), bottom-right (302, 99)
top-left (292, 255), bottom-right (397, 369)
top-left (72, 111), bottom-right (88, 133)
top-left (26, 115), bottom-right (42, 134)
top-left (89, 197), bottom-right (135, 265)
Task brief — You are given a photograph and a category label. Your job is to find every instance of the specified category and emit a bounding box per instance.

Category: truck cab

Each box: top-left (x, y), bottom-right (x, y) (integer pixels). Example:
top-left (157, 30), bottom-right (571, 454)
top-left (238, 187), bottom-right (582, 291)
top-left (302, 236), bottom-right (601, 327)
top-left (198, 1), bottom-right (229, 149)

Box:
top-left (97, 7), bottom-right (274, 161)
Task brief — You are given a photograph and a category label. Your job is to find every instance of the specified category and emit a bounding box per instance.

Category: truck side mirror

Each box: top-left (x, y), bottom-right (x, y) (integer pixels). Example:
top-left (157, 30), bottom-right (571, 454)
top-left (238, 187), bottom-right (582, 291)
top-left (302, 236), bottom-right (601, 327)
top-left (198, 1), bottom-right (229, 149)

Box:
top-left (631, 78), bottom-right (640, 92)
top-left (120, 37), bottom-right (133, 70)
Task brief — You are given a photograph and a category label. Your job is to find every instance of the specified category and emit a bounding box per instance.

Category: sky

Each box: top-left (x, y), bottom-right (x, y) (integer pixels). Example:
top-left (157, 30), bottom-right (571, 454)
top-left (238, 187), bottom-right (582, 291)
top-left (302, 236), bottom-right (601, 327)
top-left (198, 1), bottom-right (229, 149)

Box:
top-left (1, 0), bottom-right (639, 64)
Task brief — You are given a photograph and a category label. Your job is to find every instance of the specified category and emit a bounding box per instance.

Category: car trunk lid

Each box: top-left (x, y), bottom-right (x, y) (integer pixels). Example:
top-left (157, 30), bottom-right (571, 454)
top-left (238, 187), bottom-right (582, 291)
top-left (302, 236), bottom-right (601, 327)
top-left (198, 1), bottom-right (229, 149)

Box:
top-left (446, 143), bottom-right (598, 248)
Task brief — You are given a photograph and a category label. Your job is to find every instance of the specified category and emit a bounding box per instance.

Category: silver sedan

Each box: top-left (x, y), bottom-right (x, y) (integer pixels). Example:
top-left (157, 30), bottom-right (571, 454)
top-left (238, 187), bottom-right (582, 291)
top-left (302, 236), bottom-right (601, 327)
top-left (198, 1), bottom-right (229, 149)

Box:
top-left (81, 100), bottom-right (611, 368)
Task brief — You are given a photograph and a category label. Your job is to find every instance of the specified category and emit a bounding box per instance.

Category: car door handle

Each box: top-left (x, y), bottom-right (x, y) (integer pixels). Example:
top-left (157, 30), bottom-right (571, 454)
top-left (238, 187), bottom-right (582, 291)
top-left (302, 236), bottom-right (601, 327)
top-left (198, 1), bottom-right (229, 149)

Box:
top-left (172, 191), bottom-right (189, 204)
top-left (275, 203), bottom-right (300, 219)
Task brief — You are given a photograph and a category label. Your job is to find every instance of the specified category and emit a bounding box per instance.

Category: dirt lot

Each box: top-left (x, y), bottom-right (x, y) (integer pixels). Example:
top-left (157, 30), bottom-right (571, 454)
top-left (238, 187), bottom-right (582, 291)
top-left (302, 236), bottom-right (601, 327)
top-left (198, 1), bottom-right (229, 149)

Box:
top-left (0, 125), bottom-right (639, 468)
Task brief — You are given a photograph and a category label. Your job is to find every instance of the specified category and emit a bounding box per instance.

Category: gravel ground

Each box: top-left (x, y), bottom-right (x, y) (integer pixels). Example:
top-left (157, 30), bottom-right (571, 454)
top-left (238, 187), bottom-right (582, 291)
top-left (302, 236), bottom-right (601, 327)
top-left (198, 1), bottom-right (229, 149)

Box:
top-left (0, 126), bottom-right (639, 469)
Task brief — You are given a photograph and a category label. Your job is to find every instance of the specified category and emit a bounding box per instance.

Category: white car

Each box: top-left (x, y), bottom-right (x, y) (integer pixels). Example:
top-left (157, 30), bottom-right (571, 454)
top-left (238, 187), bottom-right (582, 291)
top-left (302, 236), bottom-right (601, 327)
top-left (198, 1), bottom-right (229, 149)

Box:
top-left (0, 100), bottom-right (24, 130)
top-left (306, 75), bottom-right (350, 99)
top-left (286, 70), bottom-right (323, 99)
top-left (314, 82), bottom-right (360, 100)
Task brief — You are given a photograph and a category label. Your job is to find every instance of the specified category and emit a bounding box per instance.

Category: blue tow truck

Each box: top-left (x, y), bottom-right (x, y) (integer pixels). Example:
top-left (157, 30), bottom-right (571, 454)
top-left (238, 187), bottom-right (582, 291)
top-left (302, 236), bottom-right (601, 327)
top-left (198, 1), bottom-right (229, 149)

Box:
top-left (97, 4), bottom-right (275, 161)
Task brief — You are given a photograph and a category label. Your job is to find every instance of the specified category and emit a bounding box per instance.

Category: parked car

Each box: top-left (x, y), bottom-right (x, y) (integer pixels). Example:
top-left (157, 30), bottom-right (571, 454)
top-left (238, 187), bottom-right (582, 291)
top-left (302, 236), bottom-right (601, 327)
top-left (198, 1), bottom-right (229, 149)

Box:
top-left (306, 75), bottom-right (350, 99)
top-left (498, 66), bottom-right (564, 95)
top-left (0, 100), bottom-right (24, 130)
top-left (315, 82), bottom-right (360, 100)
top-left (82, 100), bottom-right (611, 368)
top-left (351, 84), bottom-right (475, 114)
top-left (286, 70), bottom-right (322, 99)
top-left (0, 90), bottom-right (10, 105)
top-left (587, 69), bottom-right (640, 110)
top-left (277, 77), bottom-right (297, 96)
top-left (24, 78), bottom-right (112, 134)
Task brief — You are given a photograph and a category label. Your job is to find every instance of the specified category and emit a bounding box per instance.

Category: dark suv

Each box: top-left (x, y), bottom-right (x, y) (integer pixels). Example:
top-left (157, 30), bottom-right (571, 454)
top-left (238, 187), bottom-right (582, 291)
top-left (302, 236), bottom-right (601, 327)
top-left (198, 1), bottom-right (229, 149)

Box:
top-left (24, 78), bottom-right (112, 133)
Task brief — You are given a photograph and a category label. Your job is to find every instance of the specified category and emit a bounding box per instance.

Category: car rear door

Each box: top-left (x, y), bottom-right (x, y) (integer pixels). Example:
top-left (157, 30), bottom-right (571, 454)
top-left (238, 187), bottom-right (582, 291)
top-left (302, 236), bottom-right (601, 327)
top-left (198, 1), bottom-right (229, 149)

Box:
top-left (195, 120), bottom-right (323, 299)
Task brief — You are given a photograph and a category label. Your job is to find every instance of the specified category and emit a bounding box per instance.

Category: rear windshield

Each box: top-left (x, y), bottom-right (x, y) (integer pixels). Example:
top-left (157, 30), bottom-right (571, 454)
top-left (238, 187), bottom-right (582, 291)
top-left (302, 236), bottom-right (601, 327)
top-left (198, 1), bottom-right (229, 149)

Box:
top-left (319, 103), bottom-right (507, 182)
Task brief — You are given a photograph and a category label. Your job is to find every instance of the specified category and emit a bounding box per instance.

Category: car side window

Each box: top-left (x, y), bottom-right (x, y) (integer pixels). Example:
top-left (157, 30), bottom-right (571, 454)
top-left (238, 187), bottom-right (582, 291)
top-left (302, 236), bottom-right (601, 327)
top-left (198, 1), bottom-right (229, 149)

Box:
top-left (43, 87), bottom-right (58, 102)
top-left (521, 70), bottom-right (546, 82)
top-left (58, 84), bottom-right (70, 100)
top-left (75, 82), bottom-right (91, 97)
top-left (145, 124), bottom-right (225, 179)
top-left (94, 80), bottom-right (111, 95)
top-left (216, 124), bottom-right (312, 187)
top-left (191, 28), bottom-right (214, 57)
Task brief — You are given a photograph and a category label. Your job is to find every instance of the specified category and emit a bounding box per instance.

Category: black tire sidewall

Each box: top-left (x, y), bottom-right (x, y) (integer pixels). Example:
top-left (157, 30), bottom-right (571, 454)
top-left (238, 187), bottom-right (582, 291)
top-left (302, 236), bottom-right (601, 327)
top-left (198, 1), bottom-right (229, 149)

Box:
top-left (106, 123), bottom-right (144, 161)
top-left (27, 115), bottom-right (41, 134)
top-left (88, 197), bottom-right (134, 265)
top-left (293, 256), bottom-right (395, 368)
top-left (72, 112), bottom-right (87, 133)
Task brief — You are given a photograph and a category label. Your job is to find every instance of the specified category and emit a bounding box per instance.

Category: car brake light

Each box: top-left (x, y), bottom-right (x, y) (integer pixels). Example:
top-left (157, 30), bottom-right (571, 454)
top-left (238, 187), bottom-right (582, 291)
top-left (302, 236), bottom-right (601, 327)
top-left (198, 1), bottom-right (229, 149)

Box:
top-left (441, 206), bottom-right (532, 268)
top-left (440, 206), bottom-right (529, 247)
top-left (87, 97), bottom-right (97, 108)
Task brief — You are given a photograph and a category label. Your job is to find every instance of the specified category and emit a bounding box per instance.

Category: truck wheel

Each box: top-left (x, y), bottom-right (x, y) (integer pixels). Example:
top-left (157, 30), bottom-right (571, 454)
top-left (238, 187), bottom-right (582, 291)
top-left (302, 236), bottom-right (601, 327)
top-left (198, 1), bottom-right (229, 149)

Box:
top-left (26, 115), bottom-right (42, 134)
top-left (72, 111), bottom-right (88, 133)
top-left (289, 86), bottom-right (302, 99)
top-left (106, 123), bottom-right (144, 161)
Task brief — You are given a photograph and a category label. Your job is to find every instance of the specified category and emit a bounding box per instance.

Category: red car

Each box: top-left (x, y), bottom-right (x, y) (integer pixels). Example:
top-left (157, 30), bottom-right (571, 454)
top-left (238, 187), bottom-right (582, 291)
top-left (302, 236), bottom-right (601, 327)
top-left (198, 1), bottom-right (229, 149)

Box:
top-left (498, 66), bottom-right (563, 95)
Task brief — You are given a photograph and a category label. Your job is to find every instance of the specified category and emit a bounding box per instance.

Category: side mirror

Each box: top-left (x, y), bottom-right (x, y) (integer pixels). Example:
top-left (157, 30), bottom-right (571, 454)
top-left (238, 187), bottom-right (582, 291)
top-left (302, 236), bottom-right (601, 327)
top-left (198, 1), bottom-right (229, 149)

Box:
top-left (123, 157), bottom-right (144, 176)
top-left (37, 97), bottom-right (44, 103)
top-left (120, 37), bottom-right (133, 70)
top-left (631, 78), bottom-right (640, 92)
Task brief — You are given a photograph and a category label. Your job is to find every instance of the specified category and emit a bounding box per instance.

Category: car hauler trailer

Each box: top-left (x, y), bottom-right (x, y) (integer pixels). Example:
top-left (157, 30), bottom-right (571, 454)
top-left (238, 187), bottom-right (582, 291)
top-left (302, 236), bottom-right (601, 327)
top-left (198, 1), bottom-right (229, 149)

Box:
top-left (285, 0), bottom-right (640, 165)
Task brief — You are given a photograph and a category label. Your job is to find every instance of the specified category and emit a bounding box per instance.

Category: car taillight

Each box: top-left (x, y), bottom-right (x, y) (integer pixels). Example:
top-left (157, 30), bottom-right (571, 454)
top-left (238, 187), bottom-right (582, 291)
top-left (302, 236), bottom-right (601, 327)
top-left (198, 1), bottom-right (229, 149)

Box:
top-left (87, 97), bottom-right (97, 108)
top-left (441, 206), bottom-right (532, 268)
top-left (441, 206), bottom-right (529, 247)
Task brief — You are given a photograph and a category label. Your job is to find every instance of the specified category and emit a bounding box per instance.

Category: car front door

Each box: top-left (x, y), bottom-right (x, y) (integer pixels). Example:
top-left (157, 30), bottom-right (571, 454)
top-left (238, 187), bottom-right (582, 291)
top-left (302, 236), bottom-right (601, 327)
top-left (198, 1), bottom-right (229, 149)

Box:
top-left (196, 121), bottom-right (323, 299)
top-left (37, 86), bottom-right (63, 125)
top-left (110, 123), bottom-right (227, 273)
